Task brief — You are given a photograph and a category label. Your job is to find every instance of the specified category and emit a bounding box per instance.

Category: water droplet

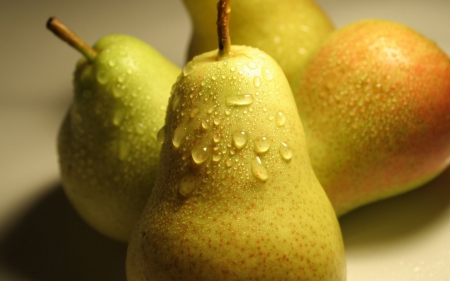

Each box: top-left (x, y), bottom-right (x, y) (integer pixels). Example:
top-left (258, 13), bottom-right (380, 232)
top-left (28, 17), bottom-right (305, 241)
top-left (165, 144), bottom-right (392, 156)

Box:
top-left (96, 69), bottom-right (108, 84)
top-left (117, 75), bottom-right (125, 83)
top-left (157, 126), bottom-right (165, 143)
top-left (201, 119), bottom-right (210, 130)
top-left (230, 66), bottom-right (237, 72)
top-left (254, 136), bottom-right (271, 154)
top-left (108, 59), bottom-right (116, 67)
top-left (212, 75), bottom-right (217, 81)
top-left (279, 142), bottom-right (292, 161)
top-left (262, 66), bottom-right (274, 81)
top-left (190, 108), bottom-right (199, 118)
top-left (192, 145), bottom-right (210, 164)
top-left (214, 118), bottom-right (221, 125)
top-left (251, 157), bottom-right (269, 182)
top-left (275, 111), bottom-right (286, 126)
top-left (225, 108), bottom-right (232, 115)
top-left (232, 130), bottom-right (248, 149)
top-left (226, 93), bottom-right (254, 106)
top-left (172, 124), bottom-right (188, 148)
top-left (213, 153), bottom-right (222, 163)
top-left (253, 76), bottom-right (262, 88)
top-left (112, 109), bottom-right (126, 126)
top-left (225, 158), bottom-right (233, 168)
top-left (248, 61), bottom-right (257, 70)
top-left (179, 173), bottom-right (197, 197)
top-left (183, 63), bottom-right (195, 76)
top-left (213, 134), bottom-right (222, 143)
top-left (112, 84), bottom-right (126, 98)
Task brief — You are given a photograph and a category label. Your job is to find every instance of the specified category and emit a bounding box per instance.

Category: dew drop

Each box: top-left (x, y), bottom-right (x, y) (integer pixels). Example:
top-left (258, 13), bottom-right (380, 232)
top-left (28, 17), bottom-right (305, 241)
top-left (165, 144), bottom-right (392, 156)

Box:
top-left (179, 173), bottom-right (197, 197)
top-left (262, 66), bottom-right (274, 81)
top-left (225, 158), bottom-right (233, 168)
top-left (112, 84), bottom-right (126, 98)
top-left (251, 157), bottom-right (269, 182)
top-left (253, 76), bottom-right (262, 88)
top-left (275, 111), bottom-right (286, 126)
top-left (226, 93), bottom-right (254, 106)
top-left (117, 75), bottom-right (125, 83)
top-left (230, 66), bottom-right (237, 72)
top-left (172, 125), bottom-right (188, 148)
top-left (248, 61), bottom-right (258, 70)
top-left (112, 109), bottom-right (126, 126)
top-left (157, 126), bottom-right (165, 143)
top-left (96, 69), bottom-right (109, 84)
top-left (279, 142), bottom-right (292, 161)
top-left (201, 119), bottom-right (210, 130)
top-left (232, 130), bottom-right (248, 149)
top-left (254, 136), bottom-right (271, 154)
top-left (190, 108), bottom-right (200, 118)
top-left (183, 63), bottom-right (195, 76)
top-left (192, 145), bottom-right (210, 164)
top-left (212, 75), bottom-right (217, 81)
top-left (225, 108), bottom-right (232, 115)
top-left (213, 153), bottom-right (223, 163)
top-left (214, 118), bottom-right (221, 125)
top-left (213, 134), bottom-right (222, 143)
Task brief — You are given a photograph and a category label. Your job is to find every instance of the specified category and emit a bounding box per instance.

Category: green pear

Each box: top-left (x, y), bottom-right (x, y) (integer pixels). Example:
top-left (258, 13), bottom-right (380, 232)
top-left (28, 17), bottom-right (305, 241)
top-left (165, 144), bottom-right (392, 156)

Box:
top-left (126, 1), bottom-right (346, 280)
top-left (294, 19), bottom-right (450, 216)
top-left (47, 18), bottom-right (180, 241)
top-left (182, 0), bottom-right (334, 88)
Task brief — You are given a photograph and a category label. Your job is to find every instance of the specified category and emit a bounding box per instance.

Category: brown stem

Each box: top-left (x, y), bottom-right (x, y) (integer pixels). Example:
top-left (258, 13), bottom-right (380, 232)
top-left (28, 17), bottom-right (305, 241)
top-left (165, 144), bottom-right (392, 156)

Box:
top-left (217, 0), bottom-right (231, 59)
top-left (46, 17), bottom-right (98, 62)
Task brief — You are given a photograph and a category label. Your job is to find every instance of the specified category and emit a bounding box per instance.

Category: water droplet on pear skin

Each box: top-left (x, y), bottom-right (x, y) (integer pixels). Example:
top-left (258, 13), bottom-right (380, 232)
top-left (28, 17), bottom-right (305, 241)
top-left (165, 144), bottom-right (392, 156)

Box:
top-left (275, 111), bottom-right (286, 127)
top-left (262, 66), bottom-right (274, 81)
top-left (192, 145), bottom-right (210, 164)
top-left (232, 130), bottom-right (248, 149)
top-left (251, 156), bottom-right (269, 182)
top-left (96, 69), bottom-right (109, 85)
top-left (179, 173), bottom-right (197, 197)
top-left (254, 136), bottom-right (271, 154)
top-left (157, 126), bottom-right (165, 143)
top-left (279, 142), bottom-right (292, 161)
top-left (118, 140), bottom-right (130, 161)
top-left (183, 64), bottom-right (195, 76)
top-left (173, 125), bottom-right (188, 148)
top-left (226, 94), bottom-right (255, 106)
top-left (112, 109), bottom-right (126, 126)
top-left (253, 76), bottom-right (262, 88)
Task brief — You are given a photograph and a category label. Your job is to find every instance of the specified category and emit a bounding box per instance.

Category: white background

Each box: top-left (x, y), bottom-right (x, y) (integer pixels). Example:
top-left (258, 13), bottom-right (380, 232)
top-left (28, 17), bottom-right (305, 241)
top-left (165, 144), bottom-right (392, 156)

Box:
top-left (0, 0), bottom-right (449, 280)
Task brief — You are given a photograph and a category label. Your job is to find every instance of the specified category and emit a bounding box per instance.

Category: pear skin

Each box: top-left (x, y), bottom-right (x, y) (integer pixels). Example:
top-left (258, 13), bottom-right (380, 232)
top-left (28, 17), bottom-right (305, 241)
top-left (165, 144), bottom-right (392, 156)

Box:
top-left (126, 46), bottom-right (346, 280)
top-left (183, 0), bottom-right (334, 88)
top-left (294, 19), bottom-right (450, 216)
top-left (57, 32), bottom-right (180, 241)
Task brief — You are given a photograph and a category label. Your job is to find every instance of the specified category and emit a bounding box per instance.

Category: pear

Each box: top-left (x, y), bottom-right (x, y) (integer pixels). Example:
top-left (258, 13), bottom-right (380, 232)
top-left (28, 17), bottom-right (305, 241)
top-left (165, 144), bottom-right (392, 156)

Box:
top-left (182, 0), bottom-right (334, 88)
top-left (126, 1), bottom-right (346, 280)
top-left (47, 18), bottom-right (180, 241)
top-left (294, 19), bottom-right (450, 216)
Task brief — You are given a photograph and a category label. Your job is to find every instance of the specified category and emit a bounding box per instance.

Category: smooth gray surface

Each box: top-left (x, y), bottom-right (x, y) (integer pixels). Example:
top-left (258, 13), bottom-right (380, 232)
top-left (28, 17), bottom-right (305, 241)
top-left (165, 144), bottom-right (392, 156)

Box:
top-left (1, 0), bottom-right (449, 280)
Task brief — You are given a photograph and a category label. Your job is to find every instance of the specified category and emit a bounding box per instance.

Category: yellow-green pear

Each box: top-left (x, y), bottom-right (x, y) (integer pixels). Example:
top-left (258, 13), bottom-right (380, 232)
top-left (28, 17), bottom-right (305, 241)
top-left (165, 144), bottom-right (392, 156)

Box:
top-left (126, 1), bottom-right (346, 280)
top-left (182, 0), bottom-right (334, 88)
top-left (294, 19), bottom-right (450, 216)
top-left (47, 18), bottom-right (180, 241)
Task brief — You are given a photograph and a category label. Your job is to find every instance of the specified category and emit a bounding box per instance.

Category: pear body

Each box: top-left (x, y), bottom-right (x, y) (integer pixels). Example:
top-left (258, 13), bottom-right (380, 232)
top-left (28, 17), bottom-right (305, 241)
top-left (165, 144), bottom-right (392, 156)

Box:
top-left (183, 0), bottom-right (334, 88)
top-left (58, 34), bottom-right (180, 241)
top-left (126, 46), bottom-right (346, 280)
top-left (294, 19), bottom-right (450, 216)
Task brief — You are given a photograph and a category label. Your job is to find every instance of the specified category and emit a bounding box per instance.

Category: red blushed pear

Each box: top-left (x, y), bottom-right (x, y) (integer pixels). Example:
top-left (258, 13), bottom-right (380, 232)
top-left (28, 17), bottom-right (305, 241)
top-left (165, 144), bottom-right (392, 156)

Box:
top-left (293, 19), bottom-right (450, 216)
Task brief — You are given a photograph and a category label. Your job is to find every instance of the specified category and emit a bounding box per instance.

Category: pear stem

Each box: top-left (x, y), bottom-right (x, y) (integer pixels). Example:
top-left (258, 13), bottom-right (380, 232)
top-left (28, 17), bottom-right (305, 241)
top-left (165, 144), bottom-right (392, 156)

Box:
top-left (217, 0), bottom-right (231, 60)
top-left (46, 17), bottom-right (98, 62)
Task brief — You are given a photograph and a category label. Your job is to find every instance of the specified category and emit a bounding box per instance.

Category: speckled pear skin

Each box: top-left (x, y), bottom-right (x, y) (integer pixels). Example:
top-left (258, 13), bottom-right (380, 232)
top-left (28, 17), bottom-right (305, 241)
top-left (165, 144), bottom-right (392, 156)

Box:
top-left (126, 46), bottom-right (346, 281)
top-left (58, 34), bottom-right (180, 242)
top-left (183, 0), bottom-right (334, 88)
top-left (294, 19), bottom-right (450, 216)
